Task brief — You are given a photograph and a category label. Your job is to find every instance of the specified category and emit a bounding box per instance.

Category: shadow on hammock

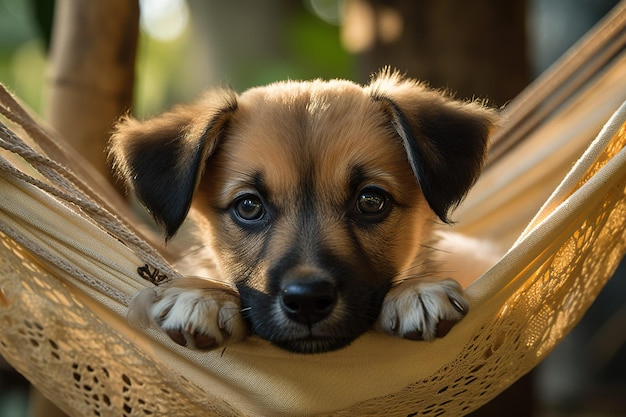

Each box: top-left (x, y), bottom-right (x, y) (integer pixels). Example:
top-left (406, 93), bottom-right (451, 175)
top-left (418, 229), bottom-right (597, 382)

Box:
top-left (0, 4), bottom-right (626, 417)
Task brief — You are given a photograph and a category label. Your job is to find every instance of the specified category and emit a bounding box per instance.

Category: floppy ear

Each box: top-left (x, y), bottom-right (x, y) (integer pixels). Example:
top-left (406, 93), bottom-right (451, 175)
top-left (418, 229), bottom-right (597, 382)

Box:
top-left (368, 69), bottom-right (498, 223)
top-left (109, 89), bottom-right (237, 239)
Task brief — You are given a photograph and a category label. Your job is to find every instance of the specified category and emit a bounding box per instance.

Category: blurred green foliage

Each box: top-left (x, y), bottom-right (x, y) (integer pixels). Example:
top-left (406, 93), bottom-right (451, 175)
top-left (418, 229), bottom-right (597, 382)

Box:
top-left (0, 0), bottom-right (355, 118)
top-left (0, 0), bottom-right (47, 114)
top-left (286, 7), bottom-right (354, 81)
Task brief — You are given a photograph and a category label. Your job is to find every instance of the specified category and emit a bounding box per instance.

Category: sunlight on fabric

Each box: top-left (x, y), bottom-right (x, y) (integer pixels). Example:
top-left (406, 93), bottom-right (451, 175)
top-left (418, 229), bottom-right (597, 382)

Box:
top-left (1, 94), bottom-right (625, 416)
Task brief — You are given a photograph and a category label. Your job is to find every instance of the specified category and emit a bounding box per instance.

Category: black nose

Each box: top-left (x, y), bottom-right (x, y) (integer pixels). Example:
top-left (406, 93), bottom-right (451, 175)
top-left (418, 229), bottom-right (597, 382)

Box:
top-left (280, 279), bottom-right (337, 325)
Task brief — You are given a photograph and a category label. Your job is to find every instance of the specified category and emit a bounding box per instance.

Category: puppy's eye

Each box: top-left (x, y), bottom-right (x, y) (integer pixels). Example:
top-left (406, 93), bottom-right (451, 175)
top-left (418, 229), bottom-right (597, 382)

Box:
top-left (233, 195), bottom-right (265, 221)
top-left (357, 191), bottom-right (385, 214)
top-left (355, 187), bottom-right (391, 220)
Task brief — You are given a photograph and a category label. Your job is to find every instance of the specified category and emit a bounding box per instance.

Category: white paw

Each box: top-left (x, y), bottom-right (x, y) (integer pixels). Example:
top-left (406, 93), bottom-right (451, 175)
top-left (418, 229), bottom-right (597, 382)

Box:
top-left (376, 278), bottom-right (469, 341)
top-left (127, 277), bottom-right (248, 350)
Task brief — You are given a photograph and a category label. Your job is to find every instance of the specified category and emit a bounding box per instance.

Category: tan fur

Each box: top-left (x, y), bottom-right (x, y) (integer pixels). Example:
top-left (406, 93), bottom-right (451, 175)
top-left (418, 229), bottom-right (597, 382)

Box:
top-left (195, 80), bottom-right (433, 293)
top-left (110, 69), bottom-right (499, 353)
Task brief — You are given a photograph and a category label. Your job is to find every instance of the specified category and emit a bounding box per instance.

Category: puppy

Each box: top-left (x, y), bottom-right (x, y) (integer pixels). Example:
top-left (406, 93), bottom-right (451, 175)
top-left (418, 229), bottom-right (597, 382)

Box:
top-left (110, 69), bottom-right (498, 354)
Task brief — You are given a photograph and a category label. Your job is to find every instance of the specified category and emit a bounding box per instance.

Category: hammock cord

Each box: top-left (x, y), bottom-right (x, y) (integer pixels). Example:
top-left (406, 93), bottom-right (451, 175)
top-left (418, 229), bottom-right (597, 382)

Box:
top-left (488, 1), bottom-right (626, 164)
top-left (0, 87), bottom-right (181, 299)
top-left (0, 7), bottom-right (624, 412)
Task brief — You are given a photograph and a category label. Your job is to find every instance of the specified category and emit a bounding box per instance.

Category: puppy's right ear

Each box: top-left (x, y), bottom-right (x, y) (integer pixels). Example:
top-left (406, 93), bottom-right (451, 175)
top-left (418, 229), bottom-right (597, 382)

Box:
top-left (109, 89), bottom-right (237, 239)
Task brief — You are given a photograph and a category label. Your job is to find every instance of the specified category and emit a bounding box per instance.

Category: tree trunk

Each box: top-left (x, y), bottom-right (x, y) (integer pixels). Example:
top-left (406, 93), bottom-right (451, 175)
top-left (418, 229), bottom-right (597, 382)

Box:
top-left (45, 0), bottom-right (139, 183)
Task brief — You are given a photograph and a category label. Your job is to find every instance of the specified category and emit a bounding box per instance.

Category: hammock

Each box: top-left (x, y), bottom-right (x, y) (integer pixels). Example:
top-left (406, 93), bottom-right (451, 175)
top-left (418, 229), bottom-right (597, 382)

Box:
top-left (0, 6), bottom-right (625, 416)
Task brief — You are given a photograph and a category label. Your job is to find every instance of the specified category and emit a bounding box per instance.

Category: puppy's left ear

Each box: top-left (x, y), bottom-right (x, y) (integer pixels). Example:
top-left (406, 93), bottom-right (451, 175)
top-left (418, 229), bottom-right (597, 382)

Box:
top-left (369, 70), bottom-right (498, 223)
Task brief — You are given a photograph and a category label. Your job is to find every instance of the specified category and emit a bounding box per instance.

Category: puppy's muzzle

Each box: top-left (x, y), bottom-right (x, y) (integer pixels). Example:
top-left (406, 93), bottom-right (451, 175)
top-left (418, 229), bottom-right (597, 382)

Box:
top-left (280, 278), bottom-right (338, 325)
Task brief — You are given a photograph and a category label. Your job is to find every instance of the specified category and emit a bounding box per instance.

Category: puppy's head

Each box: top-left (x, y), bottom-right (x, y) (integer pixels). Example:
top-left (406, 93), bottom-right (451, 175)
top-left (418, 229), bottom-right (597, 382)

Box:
top-left (110, 69), bottom-right (496, 353)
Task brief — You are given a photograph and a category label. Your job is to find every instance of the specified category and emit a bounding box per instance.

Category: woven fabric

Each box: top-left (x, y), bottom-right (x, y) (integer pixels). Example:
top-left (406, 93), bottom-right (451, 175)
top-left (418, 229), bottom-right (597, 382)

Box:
top-left (0, 91), bottom-right (624, 415)
top-left (0, 9), bottom-right (625, 411)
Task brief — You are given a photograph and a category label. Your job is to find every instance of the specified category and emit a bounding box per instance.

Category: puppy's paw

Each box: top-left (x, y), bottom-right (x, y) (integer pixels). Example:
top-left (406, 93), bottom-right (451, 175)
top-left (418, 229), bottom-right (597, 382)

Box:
top-left (127, 277), bottom-right (248, 350)
top-left (376, 278), bottom-right (469, 341)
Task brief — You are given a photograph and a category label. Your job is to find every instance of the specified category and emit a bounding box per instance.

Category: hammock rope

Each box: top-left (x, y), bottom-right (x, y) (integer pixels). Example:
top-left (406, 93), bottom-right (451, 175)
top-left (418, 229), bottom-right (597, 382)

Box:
top-left (0, 5), bottom-right (625, 413)
top-left (0, 89), bottom-right (180, 289)
top-left (488, 2), bottom-right (626, 163)
top-left (0, 91), bottom-right (625, 416)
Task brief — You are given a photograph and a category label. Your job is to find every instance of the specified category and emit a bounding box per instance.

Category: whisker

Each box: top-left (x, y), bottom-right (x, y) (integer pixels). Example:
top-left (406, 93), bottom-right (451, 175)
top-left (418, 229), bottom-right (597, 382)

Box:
top-left (391, 259), bottom-right (444, 285)
top-left (393, 260), bottom-right (440, 277)
top-left (418, 242), bottom-right (451, 254)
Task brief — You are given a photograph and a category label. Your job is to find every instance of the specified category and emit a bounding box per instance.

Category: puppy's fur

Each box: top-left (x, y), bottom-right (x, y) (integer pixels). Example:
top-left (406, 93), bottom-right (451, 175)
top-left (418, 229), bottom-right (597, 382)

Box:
top-left (110, 69), bottom-right (498, 354)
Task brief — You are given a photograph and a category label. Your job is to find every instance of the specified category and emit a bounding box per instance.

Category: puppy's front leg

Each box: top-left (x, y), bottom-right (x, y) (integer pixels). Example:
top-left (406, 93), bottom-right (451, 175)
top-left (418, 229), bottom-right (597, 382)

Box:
top-left (376, 278), bottom-right (469, 341)
top-left (127, 277), bottom-right (249, 350)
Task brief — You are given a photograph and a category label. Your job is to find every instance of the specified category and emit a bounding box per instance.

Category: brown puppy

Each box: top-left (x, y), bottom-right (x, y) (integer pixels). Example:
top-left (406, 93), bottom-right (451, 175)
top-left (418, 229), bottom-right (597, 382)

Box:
top-left (110, 69), bottom-right (498, 354)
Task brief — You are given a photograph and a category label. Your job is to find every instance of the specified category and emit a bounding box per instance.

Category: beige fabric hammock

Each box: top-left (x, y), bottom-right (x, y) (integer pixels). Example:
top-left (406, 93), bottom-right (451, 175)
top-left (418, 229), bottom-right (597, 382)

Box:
top-left (1, 6), bottom-right (625, 416)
